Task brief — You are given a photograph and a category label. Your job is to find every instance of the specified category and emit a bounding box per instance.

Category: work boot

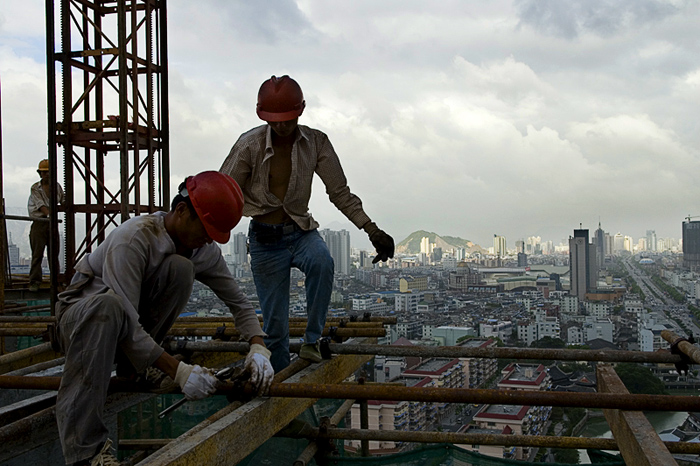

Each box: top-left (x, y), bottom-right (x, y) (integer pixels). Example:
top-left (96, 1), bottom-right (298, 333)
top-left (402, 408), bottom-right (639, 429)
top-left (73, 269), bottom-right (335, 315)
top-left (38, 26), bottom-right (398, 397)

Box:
top-left (28, 282), bottom-right (40, 292)
top-left (140, 366), bottom-right (178, 394)
top-left (90, 439), bottom-right (119, 466)
top-left (299, 342), bottom-right (322, 363)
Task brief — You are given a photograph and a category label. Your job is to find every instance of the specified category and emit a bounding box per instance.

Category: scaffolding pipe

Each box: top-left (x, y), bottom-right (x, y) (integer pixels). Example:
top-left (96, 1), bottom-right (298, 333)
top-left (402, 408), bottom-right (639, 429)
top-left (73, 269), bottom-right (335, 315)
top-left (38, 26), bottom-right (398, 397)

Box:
top-left (292, 399), bottom-right (355, 466)
top-left (661, 329), bottom-right (700, 365)
top-left (4, 357), bottom-right (64, 376)
top-left (160, 340), bottom-right (684, 365)
top-left (3, 376), bottom-right (700, 412)
top-left (0, 316), bottom-right (393, 325)
top-left (308, 427), bottom-right (700, 454)
top-left (165, 327), bottom-right (386, 338)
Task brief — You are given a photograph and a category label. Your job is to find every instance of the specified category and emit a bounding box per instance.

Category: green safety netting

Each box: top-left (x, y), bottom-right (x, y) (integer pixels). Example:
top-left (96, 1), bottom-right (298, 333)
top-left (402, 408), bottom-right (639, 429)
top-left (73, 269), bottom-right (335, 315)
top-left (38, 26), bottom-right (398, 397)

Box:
top-left (119, 392), bottom-right (628, 466)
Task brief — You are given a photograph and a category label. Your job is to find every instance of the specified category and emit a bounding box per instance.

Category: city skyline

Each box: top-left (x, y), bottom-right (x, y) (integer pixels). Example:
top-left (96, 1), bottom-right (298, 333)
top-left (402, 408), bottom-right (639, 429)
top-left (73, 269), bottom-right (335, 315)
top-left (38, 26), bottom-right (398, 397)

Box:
top-left (1, 1), bottom-right (699, 248)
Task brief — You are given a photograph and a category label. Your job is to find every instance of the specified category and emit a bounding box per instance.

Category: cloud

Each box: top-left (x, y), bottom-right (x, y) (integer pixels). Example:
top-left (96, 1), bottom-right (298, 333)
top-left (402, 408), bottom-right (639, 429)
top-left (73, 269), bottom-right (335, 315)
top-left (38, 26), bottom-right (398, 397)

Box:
top-left (2, 0), bottom-right (700, 248)
top-left (515, 0), bottom-right (682, 39)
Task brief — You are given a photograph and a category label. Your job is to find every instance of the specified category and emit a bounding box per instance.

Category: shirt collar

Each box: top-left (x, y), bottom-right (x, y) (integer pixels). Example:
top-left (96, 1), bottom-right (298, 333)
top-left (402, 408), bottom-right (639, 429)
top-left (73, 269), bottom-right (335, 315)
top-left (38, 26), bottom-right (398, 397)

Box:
top-left (264, 123), bottom-right (309, 154)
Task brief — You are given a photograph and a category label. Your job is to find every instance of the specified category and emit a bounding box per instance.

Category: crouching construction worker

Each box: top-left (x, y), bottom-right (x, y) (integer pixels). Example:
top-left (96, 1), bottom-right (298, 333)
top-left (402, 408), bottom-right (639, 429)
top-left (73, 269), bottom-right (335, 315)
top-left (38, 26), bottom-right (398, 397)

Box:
top-left (55, 171), bottom-right (274, 466)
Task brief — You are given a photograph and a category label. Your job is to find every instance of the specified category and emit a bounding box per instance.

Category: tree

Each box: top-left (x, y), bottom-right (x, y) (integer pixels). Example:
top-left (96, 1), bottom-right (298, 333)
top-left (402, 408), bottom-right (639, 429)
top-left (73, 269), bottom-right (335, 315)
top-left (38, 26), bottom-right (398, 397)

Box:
top-left (614, 363), bottom-right (668, 395)
top-left (530, 336), bottom-right (566, 349)
top-left (553, 448), bottom-right (580, 464)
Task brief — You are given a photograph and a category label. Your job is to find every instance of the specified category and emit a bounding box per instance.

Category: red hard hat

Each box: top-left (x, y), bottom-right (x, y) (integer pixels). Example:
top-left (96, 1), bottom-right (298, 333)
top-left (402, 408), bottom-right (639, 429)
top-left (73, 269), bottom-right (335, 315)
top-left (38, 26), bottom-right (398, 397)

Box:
top-left (256, 75), bottom-right (305, 122)
top-left (186, 171), bottom-right (244, 244)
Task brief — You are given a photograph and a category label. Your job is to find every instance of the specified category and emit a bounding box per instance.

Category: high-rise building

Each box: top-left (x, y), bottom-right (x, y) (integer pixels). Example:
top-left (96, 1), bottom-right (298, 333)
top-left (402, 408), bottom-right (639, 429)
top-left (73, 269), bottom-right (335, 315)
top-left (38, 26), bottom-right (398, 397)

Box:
top-left (613, 233), bottom-right (624, 253)
top-left (646, 230), bottom-right (657, 252)
top-left (320, 229), bottom-right (351, 275)
top-left (594, 222), bottom-right (605, 269)
top-left (231, 232), bottom-right (248, 265)
top-left (420, 236), bottom-right (433, 255)
top-left (517, 252), bottom-right (528, 267)
top-left (683, 221), bottom-right (700, 271)
top-left (493, 235), bottom-right (506, 258)
top-left (515, 240), bottom-right (525, 254)
top-left (569, 229), bottom-right (598, 301)
top-left (7, 234), bottom-right (19, 266)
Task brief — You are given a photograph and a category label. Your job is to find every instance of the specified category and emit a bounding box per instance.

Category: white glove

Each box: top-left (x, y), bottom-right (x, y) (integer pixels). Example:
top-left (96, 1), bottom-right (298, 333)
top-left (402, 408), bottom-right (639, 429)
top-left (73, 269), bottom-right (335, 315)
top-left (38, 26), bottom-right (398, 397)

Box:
top-left (174, 362), bottom-right (219, 400)
top-left (244, 343), bottom-right (274, 396)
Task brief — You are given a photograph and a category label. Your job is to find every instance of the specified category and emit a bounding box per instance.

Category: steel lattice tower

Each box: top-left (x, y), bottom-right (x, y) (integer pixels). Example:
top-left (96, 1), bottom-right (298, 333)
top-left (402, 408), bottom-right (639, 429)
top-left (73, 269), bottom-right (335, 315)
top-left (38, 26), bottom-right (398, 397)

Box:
top-left (46, 0), bottom-right (170, 284)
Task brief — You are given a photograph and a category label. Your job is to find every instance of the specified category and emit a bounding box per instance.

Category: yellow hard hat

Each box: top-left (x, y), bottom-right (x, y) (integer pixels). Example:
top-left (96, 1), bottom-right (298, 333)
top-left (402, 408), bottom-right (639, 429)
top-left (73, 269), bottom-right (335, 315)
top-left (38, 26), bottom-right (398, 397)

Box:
top-left (37, 159), bottom-right (49, 171)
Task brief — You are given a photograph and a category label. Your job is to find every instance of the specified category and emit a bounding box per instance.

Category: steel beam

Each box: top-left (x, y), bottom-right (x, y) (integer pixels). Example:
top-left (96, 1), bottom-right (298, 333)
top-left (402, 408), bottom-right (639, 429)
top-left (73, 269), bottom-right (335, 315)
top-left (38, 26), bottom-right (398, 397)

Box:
top-left (597, 364), bottom-right (677, 466)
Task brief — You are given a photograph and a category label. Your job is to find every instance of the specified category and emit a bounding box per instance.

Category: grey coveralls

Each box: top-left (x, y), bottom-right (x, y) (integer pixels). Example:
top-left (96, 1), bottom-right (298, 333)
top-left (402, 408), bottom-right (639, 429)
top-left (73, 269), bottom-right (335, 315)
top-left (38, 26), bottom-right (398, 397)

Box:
top-left (54, 212), bottom-right (264, 464)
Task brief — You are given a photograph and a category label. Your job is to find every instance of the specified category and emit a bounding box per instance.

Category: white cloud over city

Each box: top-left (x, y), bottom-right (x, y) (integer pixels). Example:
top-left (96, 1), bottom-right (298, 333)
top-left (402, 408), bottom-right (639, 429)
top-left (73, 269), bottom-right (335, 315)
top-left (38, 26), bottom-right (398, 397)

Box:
top-left (1, 0), bottom-right (699, 249)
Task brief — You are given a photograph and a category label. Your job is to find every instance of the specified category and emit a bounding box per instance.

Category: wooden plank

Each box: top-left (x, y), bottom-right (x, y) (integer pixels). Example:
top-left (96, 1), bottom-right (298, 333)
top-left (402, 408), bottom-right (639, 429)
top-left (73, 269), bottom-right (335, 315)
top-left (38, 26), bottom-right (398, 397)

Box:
top-left (139, 350), bottom-right (373, 466)
top-left (597, 364), bottom-right (678, 466)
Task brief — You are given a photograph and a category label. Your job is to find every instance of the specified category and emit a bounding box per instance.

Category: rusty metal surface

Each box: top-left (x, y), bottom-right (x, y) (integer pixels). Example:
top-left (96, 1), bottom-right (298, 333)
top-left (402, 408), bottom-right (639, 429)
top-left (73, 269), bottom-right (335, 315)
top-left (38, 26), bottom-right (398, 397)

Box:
top-left (661, 329), bottom-right (700, 365)
top-left (165, 327), bottom-right (385, 338)
top-left (49, 0), bottom-right (170, 279)
top-left (310, 427), bottom-right (700, 454)
top-left (0, 343), bottom-right (61, 375)
top-left (162, 340), bottom-right (682, 365)
top-left (137, 342), bottom-right (375, 466)
top-left (597, 364), bottom-right (677, 466)
top-left (261, 383), bottom-right (700, 412)
top-left (4, 374), bottom-right (700, 413)
top-left (0, 392), bottom-right (57, 427)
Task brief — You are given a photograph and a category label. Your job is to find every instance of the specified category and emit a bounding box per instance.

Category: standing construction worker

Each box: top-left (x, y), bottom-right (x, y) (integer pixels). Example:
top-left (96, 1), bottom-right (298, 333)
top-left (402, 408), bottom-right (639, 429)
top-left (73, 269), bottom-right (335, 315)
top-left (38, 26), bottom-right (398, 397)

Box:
top-left (220, 75), bottom-right (394, 372)
top-left (55, 171), bottom-right (274, 466)
top-left (27, 158), bottom-right (64, 291)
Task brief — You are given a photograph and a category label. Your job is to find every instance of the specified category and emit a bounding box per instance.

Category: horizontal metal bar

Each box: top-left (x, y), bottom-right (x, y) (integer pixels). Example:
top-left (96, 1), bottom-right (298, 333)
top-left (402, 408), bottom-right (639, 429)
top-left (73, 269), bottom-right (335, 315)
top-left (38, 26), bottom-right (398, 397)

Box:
top-left (161, 340), bottom-right (682, 365)
top-left (0, 343), bottom-right (61, 375)
top-left (166, 327), bottom-right (386, 338)
top-left (265, 383), bottom-right (700, 412)
top-left (0, 317), bottom-right (56, 323)
top-left (3, 375), bottom-right (698, 412)
top-left (311, 427), bottom-right (700, 454)
top-left (661, 329), bottom-right (700, 365)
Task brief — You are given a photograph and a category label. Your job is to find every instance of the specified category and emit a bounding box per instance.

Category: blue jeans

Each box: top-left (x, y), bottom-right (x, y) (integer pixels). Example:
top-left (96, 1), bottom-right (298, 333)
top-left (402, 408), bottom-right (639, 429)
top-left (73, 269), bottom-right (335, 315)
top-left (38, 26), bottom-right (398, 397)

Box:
top-left (249, 221), bottom-right (334, 371)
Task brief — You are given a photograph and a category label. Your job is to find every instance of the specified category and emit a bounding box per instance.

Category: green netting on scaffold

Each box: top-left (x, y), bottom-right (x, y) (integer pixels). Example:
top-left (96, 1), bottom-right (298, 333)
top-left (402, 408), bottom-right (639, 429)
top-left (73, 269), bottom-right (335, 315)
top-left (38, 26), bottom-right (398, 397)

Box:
top-left (315, 443), bottom-right (626, 466)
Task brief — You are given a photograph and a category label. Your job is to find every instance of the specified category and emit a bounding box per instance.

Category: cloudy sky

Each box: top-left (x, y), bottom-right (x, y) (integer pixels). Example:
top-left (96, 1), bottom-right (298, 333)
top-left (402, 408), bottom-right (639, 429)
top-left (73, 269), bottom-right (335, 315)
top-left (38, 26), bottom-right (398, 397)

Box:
top-left (1, 0), bottom-right (699, 251)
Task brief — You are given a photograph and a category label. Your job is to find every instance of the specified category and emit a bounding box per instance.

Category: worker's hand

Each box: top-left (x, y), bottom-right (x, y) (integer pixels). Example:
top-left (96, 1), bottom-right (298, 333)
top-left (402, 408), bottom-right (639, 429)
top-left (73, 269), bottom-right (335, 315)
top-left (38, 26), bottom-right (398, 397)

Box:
top-left (364, 222), bottom-right (394, 263)
top-left (174, 362), bottom-right (219, 400)
top-left (245, 343), bottom-right (274, 396)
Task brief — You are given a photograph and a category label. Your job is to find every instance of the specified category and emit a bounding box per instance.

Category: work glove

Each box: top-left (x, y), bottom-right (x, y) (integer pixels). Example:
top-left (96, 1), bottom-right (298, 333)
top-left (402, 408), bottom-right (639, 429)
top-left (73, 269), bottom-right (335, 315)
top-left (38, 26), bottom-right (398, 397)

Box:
top-left (364, 221), bottom-right (394, 263)
top-left (245, 343), bottom-right (274, 396)
top-left (174, 362), bottom-right (219, 400)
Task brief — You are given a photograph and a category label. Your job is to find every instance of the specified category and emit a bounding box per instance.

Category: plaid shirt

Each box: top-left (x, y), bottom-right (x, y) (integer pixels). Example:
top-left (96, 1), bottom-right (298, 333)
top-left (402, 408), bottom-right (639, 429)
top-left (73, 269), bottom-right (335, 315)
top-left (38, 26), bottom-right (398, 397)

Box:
top-left (220, 124), bottom-right (371, 231)
top-left (27, 180), bottom-right (65, 219)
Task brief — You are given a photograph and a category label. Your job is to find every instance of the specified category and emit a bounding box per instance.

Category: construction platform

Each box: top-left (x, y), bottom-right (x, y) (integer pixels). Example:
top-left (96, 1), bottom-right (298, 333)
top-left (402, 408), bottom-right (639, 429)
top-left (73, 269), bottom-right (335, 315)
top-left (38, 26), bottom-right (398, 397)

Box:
top-left (1, 301), bottom-right (700, 465)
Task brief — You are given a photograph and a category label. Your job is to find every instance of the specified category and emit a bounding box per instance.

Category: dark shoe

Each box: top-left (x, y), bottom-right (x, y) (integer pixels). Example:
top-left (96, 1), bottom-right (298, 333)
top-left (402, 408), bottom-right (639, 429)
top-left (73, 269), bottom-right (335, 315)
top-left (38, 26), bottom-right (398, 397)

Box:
top-left (28, 283), bottom-right (40, 292)
top-left (299, 342), bottom-right (322, 363)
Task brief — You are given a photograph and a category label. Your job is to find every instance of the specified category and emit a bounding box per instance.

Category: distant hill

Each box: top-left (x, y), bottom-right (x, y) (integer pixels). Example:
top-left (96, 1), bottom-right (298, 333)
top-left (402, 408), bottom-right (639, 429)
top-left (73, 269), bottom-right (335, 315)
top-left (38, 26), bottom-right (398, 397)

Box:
top-left (396, 230), bottom-right (485, 255)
